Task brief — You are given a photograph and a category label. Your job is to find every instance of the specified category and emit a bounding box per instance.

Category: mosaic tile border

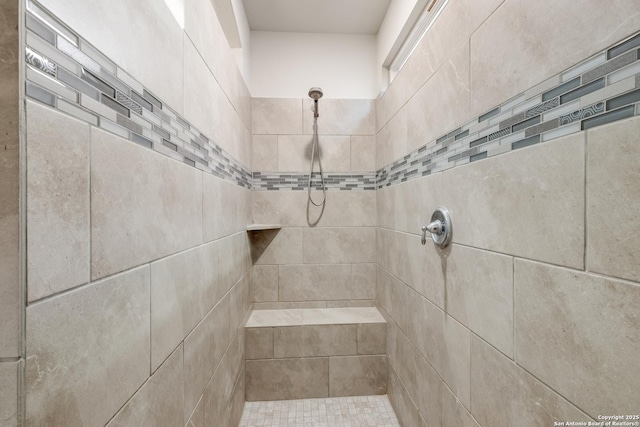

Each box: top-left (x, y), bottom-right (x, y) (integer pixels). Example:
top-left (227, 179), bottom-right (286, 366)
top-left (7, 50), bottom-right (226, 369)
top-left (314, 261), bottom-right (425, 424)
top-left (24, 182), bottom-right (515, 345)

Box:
top-left (24, 0), bottom-right (252, 189)
top-left (253, 172), bottom-right (376, 191)
top-left (376, 32), bottom-right (640, 189)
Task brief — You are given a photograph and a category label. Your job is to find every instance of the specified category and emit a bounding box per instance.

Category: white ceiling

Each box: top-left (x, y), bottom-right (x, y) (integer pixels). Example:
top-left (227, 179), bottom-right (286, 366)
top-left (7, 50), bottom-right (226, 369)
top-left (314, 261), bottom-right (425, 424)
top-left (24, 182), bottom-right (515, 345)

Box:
top-left (241, 0), bottom-right (392, 34)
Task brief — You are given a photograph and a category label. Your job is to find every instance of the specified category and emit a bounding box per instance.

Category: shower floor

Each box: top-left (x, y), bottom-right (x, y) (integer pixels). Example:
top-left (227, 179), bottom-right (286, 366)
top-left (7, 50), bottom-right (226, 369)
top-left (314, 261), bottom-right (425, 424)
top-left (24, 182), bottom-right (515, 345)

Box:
top-left (239, 395), bottom-right (401, 427)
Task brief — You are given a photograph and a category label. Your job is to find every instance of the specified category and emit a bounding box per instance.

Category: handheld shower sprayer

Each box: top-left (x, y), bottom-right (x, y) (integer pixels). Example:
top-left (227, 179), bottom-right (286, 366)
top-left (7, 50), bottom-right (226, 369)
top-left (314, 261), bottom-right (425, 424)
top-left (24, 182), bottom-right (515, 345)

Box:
top-left (308, 87), bottom-right (323, 118)
top-left (307, 87), bottom-right (326, 206)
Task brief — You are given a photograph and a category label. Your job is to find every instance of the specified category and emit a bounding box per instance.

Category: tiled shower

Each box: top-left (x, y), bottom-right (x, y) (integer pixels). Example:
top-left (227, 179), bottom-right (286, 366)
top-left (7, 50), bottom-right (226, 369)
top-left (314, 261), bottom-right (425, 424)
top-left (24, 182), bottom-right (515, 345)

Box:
top-left (1, 0), bottom-right (640, 426)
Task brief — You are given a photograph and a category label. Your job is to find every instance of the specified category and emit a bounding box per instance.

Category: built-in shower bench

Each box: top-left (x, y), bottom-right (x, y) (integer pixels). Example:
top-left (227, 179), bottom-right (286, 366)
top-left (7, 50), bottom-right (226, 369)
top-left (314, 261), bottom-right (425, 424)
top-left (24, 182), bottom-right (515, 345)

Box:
top-left (244, 307), bottom-right (387, 401)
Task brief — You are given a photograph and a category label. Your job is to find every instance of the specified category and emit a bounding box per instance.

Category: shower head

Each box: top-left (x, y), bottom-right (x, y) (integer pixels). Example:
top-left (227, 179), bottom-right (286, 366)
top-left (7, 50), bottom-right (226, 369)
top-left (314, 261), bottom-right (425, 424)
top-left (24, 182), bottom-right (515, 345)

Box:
top-left (308, 87), bottom-right (323, 100)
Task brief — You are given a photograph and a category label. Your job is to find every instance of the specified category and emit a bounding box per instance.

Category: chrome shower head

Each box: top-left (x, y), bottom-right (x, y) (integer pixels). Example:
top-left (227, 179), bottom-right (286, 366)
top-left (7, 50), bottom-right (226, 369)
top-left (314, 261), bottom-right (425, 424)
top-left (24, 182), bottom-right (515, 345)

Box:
top-left (308, 87), bottom-right (323, 100)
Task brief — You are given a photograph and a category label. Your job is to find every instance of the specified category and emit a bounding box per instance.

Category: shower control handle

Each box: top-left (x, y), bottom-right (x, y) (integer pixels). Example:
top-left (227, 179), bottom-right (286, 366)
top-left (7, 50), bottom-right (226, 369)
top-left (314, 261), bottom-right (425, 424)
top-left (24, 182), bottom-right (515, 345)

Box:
top-left (421, 207), bottom-right (453, 248)
top-left (426, 220), bottom-right (444, 235)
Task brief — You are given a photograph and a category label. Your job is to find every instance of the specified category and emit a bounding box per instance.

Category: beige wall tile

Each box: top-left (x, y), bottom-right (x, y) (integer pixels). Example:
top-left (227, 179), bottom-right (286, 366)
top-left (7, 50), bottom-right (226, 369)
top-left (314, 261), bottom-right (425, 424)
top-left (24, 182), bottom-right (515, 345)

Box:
top-left (469, 0), bottom-right (640, 117)
top-left (277, 135), bottom-right (351, 172)
top-left (106, 345), bottom-right (183, 427)
top-left (303, 99), bottom-right (376, 136)
top-left (442, 132), bottom-right (585, 268)
top-left (279, 264), bottom-right (352, 301)
top-left (515, 259), bottom-right (640, 417)
top-left (587, 116), bottom-right (640, 282)
top-left (203, 331), bottom-right (244, 424)
top-left (303, 227), bottom-right (375, 264)
top-left (471, 336), bottom-right (590, 427)
top-left (184, 0), bottom-right (250, 127)
top-left (186, 396), bottom-right (204, 427)
top-left (380, 229), bottom-right (445, 309)
top-left (150, 243), bottom-right (220, 371)
top-left (376, 186), bottom-right (396, 230)
top-left (183, 296), bottom-right (230, 423)
top-left (252, 98), bottom-right (302, 134)
top-left (40, 0), bottom-right (184, 113)
top-left (277, 135), bottom-right (312, 172)
top-left (91, 128), bottom-right (203, 279)
top-left (393, 331), bottom-right (442, 427)
top-left (252, 228), bottom-right (303, 265)
top-left (380, 0), bottom-right (504, 127)
top-left (442, 385), bottom-right (479, 427)
top-left (202, 175), bottom-right (238, 242)
top-left (253, 301), bottom-right (327, 310)
top-left (329, 355), bottom-right (387, 397)
top-left (245, 327), bottom-right (274, 360)
top-left (0, 362), bottom-right (17, 427)
top-left (246, 358), bottom-right (329, 401)
top-left (447, 245), bottom-right (514, 357)
top-left (387, 364), bottom-right (423, 427)
top-left (351, 263), bottom-right (376, 300)
top-left (376, 108), bottom-right (407, 170)
top-left (253, 191), bottom-right (376, 228)
top-left (0, 0), bottom-right (19, 357)
top-left (251, 265), bottom-right (278, 302)
top-left (27, 101), bottom-right (90, 301)
top-left (350, 136), bottom-right (376, 171)
top-left (394, 173), bottom-right (444, 236)
top-left (274, 325), bottom-right (357, 357)
top-left (184, 39), bottom-right (246, 166)
top-left (406, 43), bottom-right (470, 152)
top-left (357, 323), bottom-right (386, 355)
top-left (252, 135), bottom-right (278, 171)
top-left (228, 366), bottom-right (246, 427)
top-left (26, 266), bottom-right (150, 426)
top-left (327, 300), bottom-right (376, 308)
top-left (229, 273), bottom-right (251, 336)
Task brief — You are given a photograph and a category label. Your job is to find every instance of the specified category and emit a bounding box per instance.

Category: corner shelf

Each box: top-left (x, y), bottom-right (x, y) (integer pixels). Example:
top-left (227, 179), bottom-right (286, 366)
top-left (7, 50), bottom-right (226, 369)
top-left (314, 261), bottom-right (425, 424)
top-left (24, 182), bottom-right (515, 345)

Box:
top-left (246, 224), bottom-right (282, 232)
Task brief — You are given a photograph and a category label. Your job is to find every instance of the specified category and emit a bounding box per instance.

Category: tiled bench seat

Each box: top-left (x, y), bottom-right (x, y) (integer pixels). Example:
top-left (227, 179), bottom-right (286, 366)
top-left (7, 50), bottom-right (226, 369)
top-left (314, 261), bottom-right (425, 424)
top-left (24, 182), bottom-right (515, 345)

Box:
top-left (245, 307), bottom-right (387, 401)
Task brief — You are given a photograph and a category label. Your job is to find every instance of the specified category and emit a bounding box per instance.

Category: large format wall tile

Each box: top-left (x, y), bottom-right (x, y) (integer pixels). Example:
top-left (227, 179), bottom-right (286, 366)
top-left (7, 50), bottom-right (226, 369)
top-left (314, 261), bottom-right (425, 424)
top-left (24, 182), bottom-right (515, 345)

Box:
top-left (40, 0), bottom-right (184, 113)
top-left (388, 364), bottom-right (424, 427)
top-left (587, 116), bottom-right (640, 282)
top-left (351, 136), bottom-right (376, 172)
top-left (278, 135), bottom-right (351, 172)
top-left (184, 0), bottom-right (250, 127)
top-left (252, 135), bottom-right (278, 171)
top-left (0, 362), bottom-right (17, 426)
top-left (252, 98), bottom-right (302, 135)
top-left (406, 43), bottom-right (470, 153)
top-left (446, 245), bottom-right (514, 357)
top-left (90, 128), bottom-right (203, 279)
top-left (26, 101), bottom-right (90, 301)
top-left (246, 358), bottom-right (329, 401)
top-left (274, 325), bottom-right (357, 357)
top-left (26, 266), bottom-right (150, 426)
top-left (303, 99), bottom-right (376, 136)
top-left (253, 191), bottom-right (376, 228)
top-left (393, 330), bottom-right (442, 427)
top-left (302, 227), bottom-right (375, 264)
top-left (279, 264), bottom-right (352, 301)
top-left (379, 0), bottom-right (503, 127)
top-left (202, 174), bottom-right (240, 242)
top-left (183, 297), bottom-right (230, 425)
top-left (515, 260), bottom-right (640, 417)
top-left (471, 336), bottom-right (590, 427)
top-left (184, 39), bottom-right (247, 164)
top-left (442, 132), bottom-right (585, 268)
top-left (442, 385), bottom-right (479, 427)
top-left (329, 355), bottom-right (386, 396)
top-left (252, 228), bottom-right (303, 265)
top-left (107, 345), bottom-right (183, 427)
top-left (469, 0), bottom-right (640, 116)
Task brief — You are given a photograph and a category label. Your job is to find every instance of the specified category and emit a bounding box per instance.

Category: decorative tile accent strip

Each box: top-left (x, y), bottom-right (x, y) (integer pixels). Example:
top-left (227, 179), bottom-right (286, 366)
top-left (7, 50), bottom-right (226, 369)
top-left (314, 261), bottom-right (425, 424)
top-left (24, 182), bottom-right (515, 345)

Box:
top-left (376, 31), bottom-right (640, 189)
top-left (253, 172), bottom-right (376, 191)
top-left (23, 0), bottom-right (251, 190)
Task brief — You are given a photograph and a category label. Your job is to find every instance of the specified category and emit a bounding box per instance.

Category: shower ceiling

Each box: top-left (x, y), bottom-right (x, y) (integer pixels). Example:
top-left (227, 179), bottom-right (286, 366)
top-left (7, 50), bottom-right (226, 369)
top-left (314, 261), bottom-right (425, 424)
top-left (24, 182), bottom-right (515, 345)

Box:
top-left (242, 0), bottom-right (392, 34)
